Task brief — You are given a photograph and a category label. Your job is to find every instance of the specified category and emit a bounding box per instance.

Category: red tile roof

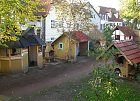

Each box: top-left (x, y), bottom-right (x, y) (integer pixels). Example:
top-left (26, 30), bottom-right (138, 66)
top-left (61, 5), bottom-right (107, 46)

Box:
top-left (98, 6), bottom-right (118, 14)
top-left (65, 31), bottom-right (91, 43)
top-left (113, 26), bottom-right (135, 36)
top-left (115, 40), bottom-right (140, 64)
top-left (34, 0), bottom-right (64, 16)
top-left (33, 0), bottom-right (52, 16)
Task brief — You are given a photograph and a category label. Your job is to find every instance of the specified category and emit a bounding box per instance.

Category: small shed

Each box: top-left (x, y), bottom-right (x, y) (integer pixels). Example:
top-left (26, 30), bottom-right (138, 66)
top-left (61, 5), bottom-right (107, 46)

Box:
top-left (97, 39), bottom-right (140, 77)
top-left (88, 25), bottom-right (106, 47)
top-left (112, 26), bottom-right (135, 41)
top-left (52, 31), bottom-right (91, 60)
top-left (22, 27), bottom-right (46, 68)
top-left (0, 35), bottom-right (30, 74)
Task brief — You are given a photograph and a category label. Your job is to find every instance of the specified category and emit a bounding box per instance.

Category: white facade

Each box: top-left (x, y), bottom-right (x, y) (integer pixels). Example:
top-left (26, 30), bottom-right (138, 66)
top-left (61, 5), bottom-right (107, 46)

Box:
top-left (100, 13), bottom-right (123, 31)
top-left (112, 30), bottom-right (133, 41)
top-left (45, 9), bottom-right (61, 42)
top-left (89, 4), bottom-right (101, 30)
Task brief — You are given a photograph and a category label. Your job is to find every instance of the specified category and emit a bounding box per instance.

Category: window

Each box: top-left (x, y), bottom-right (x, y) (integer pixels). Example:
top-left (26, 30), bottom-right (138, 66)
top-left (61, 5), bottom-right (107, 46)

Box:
top-left (51, 37), bottom-right (55, 40)
top-left (51, 20), bottom-right (55, 28)
top-left (59, 20), bottom-right (63, 28)
top-left (37, 16), bottom-right (41, 22)
top-left (22, 30), bottom-right (25, 33)
top-left (94, 14), bottom-right (96, 19)
top-left (115, 35), bottom-right (120, 40)
top-left (37, 29), bottom-right (41, 38)
top-left (59, 43), bottom-right (63, 50)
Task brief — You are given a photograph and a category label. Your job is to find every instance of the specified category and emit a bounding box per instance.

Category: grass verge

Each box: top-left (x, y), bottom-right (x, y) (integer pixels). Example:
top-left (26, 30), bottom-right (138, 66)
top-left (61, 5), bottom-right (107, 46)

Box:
top-left (13, 74), bottom-right (140, 101)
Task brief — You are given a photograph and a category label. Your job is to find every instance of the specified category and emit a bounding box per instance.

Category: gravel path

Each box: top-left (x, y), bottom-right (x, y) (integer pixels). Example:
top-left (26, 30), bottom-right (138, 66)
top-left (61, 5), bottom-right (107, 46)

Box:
top-left (0, 56), bottom-right (103, 100)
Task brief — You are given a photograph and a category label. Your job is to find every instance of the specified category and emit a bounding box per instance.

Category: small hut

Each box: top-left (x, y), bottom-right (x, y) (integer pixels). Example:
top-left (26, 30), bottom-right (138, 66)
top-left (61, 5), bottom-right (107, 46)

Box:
top-left (112, 26), bottom-right (135, 41)
top-left (22, 27), bottom-right (46, 68)
top-left (97, 40), bottom-right (140, 77)
top-left (0, 35), bottom-right (30, 74)
top-left (88, 25), bottom-right (106, 47)
top-left (52, 31), bottom-right (91, 60)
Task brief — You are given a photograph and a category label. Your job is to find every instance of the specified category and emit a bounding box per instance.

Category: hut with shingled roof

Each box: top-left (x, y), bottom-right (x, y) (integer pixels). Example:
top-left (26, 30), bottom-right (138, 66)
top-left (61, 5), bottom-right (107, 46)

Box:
top-left (52, 31), bottom-right (91, 60)
top-left (97, 39), bottom-right (140, 77)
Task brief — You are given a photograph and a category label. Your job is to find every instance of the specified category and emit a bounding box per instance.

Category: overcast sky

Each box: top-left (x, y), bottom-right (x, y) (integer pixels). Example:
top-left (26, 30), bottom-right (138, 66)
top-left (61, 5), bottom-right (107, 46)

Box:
top-left (88, 0), bottom-right (121, 10)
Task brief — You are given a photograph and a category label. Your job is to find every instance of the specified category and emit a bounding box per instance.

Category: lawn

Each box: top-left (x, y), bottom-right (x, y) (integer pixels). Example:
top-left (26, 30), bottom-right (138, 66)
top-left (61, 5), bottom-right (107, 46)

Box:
top-left (14, 73), bottom-right (140, 101)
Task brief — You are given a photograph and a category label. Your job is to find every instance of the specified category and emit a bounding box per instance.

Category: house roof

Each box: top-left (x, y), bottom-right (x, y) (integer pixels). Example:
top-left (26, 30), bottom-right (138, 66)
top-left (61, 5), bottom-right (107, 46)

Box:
top-left (115, 40), bottom-right (140, 64)
top-left (67, 31), bottom-right (91, 43)
top-left (113, 26), bottom-right (135, 36)
top-left (33, 0), bottom-right (52, 16)
top-left (108, 14), bottom-right (123, 22)
top-left (0, 35), bottom-right (30, 49)
top-left (33, 0), bottom-right (64, 16)
top-left (96, 6), bottom-right (123, 22)
top-left (97, 40), bottom-right (140, 65)
top-left (52, 31), bottom-right (91, 44)
top-left (97, 6), bottom-right (118, 14)
top-left (24, 34), bottom-right (46, 45)
top-left (88, 25), bottom-right (105, 40)
top-left (87, 2), bottom-right (100, 18)
top-left (22, 27), bottom-right (45, 45)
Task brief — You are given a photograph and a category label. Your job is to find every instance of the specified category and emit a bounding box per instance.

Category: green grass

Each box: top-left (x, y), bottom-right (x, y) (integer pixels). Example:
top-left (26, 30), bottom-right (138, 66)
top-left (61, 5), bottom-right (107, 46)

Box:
top-left (14, 75), bottom-right (140, 101)
top-left (71, 77), bottom-right (140, 101)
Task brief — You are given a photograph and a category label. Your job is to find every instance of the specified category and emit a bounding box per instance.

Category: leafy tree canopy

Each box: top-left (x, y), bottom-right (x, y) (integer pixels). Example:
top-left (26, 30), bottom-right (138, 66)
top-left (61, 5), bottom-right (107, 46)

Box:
top-left (53, 0), bottom-right (94, 60)
top-left (0, 0), bottom-right (50, 47)
top-left (119, 0), bottom-right (140, 29)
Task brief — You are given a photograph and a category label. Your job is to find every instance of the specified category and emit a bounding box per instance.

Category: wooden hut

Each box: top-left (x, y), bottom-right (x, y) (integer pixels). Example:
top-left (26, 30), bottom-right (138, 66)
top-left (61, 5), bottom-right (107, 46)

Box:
top-left (97, 40), bottom-right (140, 77)
top-left (0, 35), bottom-right (30, 74)
top-left (112, 26), bottom-right (135, 41)
top-left (88, 25), bottom-right (106, 47)
top-left (52, 31), bottom-right (91, 60)
top-left (22, 27), bottom-right (45, 68)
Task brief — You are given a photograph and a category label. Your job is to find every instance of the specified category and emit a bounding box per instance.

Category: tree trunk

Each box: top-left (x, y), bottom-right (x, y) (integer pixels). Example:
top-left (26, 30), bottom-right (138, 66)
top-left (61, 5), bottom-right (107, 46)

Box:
top-left (68, 32), bottom-right (71, 61)
top-left (133, 18), bottom-right (138, 30)
top-left (42, 16), bottom-right (45, 42)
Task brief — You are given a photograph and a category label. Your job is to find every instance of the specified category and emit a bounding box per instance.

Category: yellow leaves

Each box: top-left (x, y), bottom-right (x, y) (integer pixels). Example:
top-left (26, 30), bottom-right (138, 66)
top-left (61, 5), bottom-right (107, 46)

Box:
top-left (109, 82), bottom-right (111, 85)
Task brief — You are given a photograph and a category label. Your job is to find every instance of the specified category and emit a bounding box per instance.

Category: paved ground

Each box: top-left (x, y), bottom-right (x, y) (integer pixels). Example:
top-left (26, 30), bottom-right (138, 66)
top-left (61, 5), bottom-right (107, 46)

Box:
top-left (0, 56), bottom-right (103, 100)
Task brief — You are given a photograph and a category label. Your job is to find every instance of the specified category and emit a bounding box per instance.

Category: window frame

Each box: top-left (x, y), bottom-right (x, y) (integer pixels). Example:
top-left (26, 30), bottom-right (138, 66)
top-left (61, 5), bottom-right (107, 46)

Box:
top-left (115, 35), bottom-right (120, 40)
top-left (51, 20), bottom-right (55, 28)
top-left (37, 29), bottom-right (41, 38)
top-left (59, 43), bottom-right (63, 50)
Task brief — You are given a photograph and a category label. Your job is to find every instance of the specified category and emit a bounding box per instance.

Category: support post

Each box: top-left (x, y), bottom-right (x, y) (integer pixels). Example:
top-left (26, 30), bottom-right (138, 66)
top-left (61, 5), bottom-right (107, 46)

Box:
top-left (36, 45), bottom-right (39, 66)
top-left (8, 49), bottom-right (12, 74)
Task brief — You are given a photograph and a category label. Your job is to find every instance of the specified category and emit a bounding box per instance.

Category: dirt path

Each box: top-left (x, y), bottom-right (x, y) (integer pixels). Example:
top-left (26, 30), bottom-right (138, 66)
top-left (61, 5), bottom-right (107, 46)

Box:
top-left (0, 57), bottom-right (103, 100)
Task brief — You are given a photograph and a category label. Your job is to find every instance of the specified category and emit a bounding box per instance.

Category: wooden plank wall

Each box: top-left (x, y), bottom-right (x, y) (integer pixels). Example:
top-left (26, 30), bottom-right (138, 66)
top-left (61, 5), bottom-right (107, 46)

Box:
top-left (133, 30), bottom-right (140, 45)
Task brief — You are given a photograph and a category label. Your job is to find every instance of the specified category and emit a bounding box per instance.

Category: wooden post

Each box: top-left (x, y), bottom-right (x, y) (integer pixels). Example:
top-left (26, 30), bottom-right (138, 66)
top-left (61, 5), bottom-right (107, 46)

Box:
top-left (0, 49), bottom-right (1, 71)
top-left (20, 48), bottom-right (23, 71)
top-left (36, 45), bottom-right (39, 66)
top-left (8, 49), bottom-right (12, 73)
top-left (126, 61), bottom-right (129, 77)
top-left (41, 45), bottom-right (43, 52)
top-left (0, 49), bottom-right (1, 56)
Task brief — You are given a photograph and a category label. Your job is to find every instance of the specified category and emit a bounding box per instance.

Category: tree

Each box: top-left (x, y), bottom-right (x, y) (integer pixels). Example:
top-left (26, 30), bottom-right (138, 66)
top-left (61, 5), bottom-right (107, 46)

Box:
top-left (119, 0), bottom-right (140, 30)
top-left (0, 0), bottom-right (50, 47)
top-left (53, 0), bottom-right (93, 61)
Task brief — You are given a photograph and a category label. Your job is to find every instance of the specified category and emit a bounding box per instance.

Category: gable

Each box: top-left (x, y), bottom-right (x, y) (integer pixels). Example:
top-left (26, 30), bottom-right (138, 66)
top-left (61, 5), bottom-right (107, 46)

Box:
top-left (115, 40), bottom-right (140, 64)
top-left (97, 40), bottom-right (140, 65)
top-left (113, 26), bottom-right (135, 36)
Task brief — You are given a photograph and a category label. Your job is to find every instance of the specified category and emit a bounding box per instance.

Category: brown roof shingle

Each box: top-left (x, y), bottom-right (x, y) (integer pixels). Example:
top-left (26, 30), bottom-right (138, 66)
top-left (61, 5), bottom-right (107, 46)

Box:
top-left (115, 40), bottom-right (140, 64)
top-left (113, 26), bottom-right (135, 36)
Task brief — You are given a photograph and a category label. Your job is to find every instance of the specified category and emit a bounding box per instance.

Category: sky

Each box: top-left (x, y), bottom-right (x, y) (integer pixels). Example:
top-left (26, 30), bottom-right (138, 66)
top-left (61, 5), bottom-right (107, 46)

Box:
top-left (88, 0), bottom-right (121, 10)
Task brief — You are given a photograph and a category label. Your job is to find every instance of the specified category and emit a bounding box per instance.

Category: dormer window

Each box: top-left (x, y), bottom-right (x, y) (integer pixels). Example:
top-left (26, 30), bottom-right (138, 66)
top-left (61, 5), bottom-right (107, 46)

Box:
top-left (114, 13), bottom-right (119, 18)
